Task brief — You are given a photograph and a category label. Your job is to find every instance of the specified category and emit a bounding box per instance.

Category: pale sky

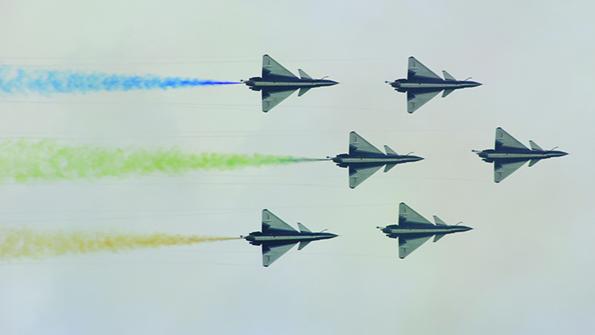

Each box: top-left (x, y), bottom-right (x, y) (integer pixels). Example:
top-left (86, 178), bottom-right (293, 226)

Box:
top-left (0, 1), bottom-right (594, 334)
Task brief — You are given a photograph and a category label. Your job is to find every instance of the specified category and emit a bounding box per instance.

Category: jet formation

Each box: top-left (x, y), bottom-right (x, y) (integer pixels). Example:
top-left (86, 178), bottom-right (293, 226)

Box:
top-left (242, 209), bottom-right (337, 267)
top-left (328, 131), bottom-right (423, 189)
top-left (474, 127), bottom-right (568, 183)
top-left (242, 205), bottom-right (470, 266)
top-left (230, 56), bottom-right (564, 266)
top-left (242, 54), bottom-right (480, 114)
top-left (242, 55), bottom-right (338, 113)
top-left (387, 56), bottom-right (482, 113)
top-left (377, 202), bottom-right (472, 259)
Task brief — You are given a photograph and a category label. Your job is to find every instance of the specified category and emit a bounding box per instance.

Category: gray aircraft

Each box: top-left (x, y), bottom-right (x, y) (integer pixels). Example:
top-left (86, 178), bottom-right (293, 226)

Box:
top-left (242, 54), bottom-right (338, 113)
top-left (474, 127), bottom-right (568, 183)
top-left (328, 131), bottom-right (423, 189)
top-left (377, 202), bottom-right (472, 259)
top-left (386, 56), bottom-right (482, 113)
top-left (241, 209), bottom-right (338, 267)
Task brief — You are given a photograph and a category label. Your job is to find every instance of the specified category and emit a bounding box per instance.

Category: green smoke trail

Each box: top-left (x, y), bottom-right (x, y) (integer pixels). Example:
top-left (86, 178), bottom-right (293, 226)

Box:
top-left (0, 227), bottom-right (238, 260)
top-left (0, 140), bottom-right (304, 182)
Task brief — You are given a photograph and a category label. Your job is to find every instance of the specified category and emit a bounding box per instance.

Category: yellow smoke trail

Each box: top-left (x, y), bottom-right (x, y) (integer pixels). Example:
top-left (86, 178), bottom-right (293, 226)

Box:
top-left (0, 228), bottom-right (238, 259)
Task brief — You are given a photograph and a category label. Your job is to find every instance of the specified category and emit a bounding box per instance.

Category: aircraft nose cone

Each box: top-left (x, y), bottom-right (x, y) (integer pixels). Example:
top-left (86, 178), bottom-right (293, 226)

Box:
top-left (412, 156), bottom-right (424, 162)
top-left (550, 151), bottom-right (568, 157)
top-left (472, 82), bottom-right (482, 87)
top-left (377, 226), bottom-right (391, 234)
top-left (329, 80), bottom-right (339, 86)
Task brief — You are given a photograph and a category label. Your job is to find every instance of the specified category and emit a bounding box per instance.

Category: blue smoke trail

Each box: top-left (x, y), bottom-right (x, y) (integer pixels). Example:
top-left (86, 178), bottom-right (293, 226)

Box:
top-left (0, 66), bottom-right (240, 95)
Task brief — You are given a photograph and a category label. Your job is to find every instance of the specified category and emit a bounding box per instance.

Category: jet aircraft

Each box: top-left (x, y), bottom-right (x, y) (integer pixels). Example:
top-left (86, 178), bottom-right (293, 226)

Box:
top-left (474, 127), bottom-right (568, 183)
top-left (386, 56), bottom-right (482, 113)
top-left (329, 131), bottom-right (423, 189)
top-left (241, 209), bottom-right (337, 267)
top-left (377, 202), bottom-right (472, 259)
top-left (242, 54), bottom-right (338, 113)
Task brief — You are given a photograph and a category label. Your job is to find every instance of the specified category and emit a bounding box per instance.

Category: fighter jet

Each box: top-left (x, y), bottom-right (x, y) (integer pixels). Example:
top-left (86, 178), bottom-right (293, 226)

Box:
top-left (386, 56), bottom-right (482, 113)
top-left (241, 209), bottom-right (337, 267)
top-left (242, 54), bottom-right (338, 113)
top-left (474, 127), bottom-right (568, 183)
top-left (328, 131), bottom-right (423, 189)
top-left (377, 202), bottom-right (472, 259)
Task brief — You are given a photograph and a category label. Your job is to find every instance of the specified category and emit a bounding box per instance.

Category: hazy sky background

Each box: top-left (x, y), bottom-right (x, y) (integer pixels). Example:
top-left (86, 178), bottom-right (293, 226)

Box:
top-left (0, 1), bottom-right (594, 334)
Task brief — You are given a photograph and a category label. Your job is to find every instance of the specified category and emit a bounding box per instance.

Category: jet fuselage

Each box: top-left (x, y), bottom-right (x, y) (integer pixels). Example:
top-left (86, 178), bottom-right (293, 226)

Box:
top-left (388, 78), bottom-right (481, 93)
top-left (476, 149), bottom-right (568, 163)
top-left (243, 77), bottom-right (338, 91)
top-left (331, 153), bottom-right (423, 168)
top-left (379, 224), bottom-right (472, 237)
top-left (242, 231), bottom-right (337, 246)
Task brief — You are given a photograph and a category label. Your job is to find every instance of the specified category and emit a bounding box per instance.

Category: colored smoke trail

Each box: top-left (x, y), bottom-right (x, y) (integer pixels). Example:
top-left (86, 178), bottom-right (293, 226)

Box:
top-left (0, 66), bottom-right (239, 95)
top-left (0, 228), bottom-right (237, 259)
top-left (0, 140), bottom-right (307, 182)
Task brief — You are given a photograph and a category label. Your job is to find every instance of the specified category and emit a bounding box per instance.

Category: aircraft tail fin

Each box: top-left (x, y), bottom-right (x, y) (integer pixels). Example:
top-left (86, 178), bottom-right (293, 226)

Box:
top-left (442, 70), bottom-right (456, 81)
top-left (384, 145), bottom-right (398, 155)
top-left (529, 140), bottom-right (543, 151)
top-left (298, 69), bottom-right (312, 80)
